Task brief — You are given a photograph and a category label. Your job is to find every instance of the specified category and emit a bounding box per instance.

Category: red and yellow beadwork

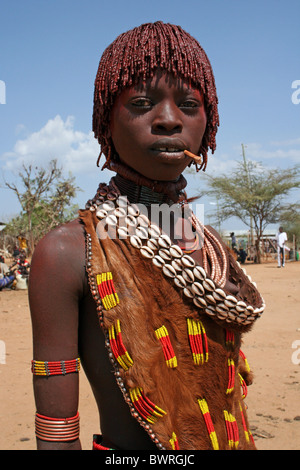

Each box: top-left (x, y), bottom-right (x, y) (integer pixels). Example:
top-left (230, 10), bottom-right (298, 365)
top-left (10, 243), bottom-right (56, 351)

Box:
top-left (155, 325), bottom-right (177, 368)
top-left (169, 432), bottom-right (179, 450)
top-left (226, 358), bottom-right (235, 394)
top-left (239, 402), bottom-right (254, 445)
top-left (129, 387), bottom-right (167, 424)
top-left (224, 410), bottom-right (239, 449)
top-left (31, 358), bottom-right (81, 376)
top-left (239, 349), bottom-right (251, 372)
top-left (187, 318), bottom-right (208, 365)
top-left (96, 272), bottom-right (119, 310)
top-left (108, 319), bottom-right (133, 371)
top-left (198, 398), bottom-right (219, 450)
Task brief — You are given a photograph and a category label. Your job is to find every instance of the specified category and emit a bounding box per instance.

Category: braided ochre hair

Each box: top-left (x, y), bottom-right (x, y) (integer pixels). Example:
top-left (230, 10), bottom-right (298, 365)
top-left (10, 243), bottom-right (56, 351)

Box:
top-left (93, 21), bottom-right (219, 172)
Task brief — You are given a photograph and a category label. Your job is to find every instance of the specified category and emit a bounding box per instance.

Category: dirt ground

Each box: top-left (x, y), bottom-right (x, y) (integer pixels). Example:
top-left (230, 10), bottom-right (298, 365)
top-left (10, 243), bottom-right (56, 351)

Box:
top-left (0, 259), bottom-right (299, 451)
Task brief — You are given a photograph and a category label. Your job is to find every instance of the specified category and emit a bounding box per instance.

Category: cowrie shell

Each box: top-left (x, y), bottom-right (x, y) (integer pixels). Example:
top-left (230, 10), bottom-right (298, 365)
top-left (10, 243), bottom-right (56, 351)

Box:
top-left (140, 246), bottom-right (154, 258)
top-left (216, 308), bottom-right (228, 318)
top-left (224, 299), bottom-right (236, 308)
top-left (147, 238), bottom-right (159, 250)
top-left (158, 234), bottom-right (172, 248)
top-left (206, 294), bottom-right (216, 304)
top-left (117, 226), bottom-right (129, 238)
top-left (152, 255), bottom-right (165, 268)
top-left (174, 275), bottom-right (186, 288)
top-left (99, 188), bottom-right (108, 196)
top-left (236, 305), bottom-right (246, 313)
top-left (226, 295), bottom-right (237, 304)
top-left (169, 245), bottom-right (182, 258)
top-left (205, 308), bottom-right (215, 317)
top-left (128, 204), bottom-right (140, 217)
top-left (107, 191), bottom-right (118, 201)
top-left (159, 249), bottom-right (172, 261)
top-left (162, 264), bottom-right (176, 278)
top-left (237, 301), bottom-right (247, 308)
top-left (116, 195), bottom-right (129, 207)
top-left (171, 259), bottom-right (182, 272)
top-left (96, 209), bottom-right (108, 219)
top-left (182, 268), bottom-right (194, 283)
top-left (130, 235), bottom-right (142, 249)
top-left (191, 282), bottom-right (205, 296)
top-left (181, 255), bottom-right (195, 268)
top-left (125, 215), bottom-right (137, 227)
top-left (106, 214), bottom-right (117, 226)
top-left (238, 312), bottom-right (247, 319)
top-left (215, 302), bottom-right (229, 312)
top-left (193, 266), bottom-right (206, 281)
top-left (103, 201), bottom-right (115, 212)
top-left (148, 225), bottom-right (160, 239)
top-left (135, 226), bottom-right (148, 239)
top-left (228, 312), bottom-right (237, 321)
top-left (183, 287), bottom-right (194, 298)
top-left (193, 296), bottom-right (207, 308)
top-left (137, 214), bottom-right (150, 227)
top-left (114, 207), bottom-right (127, 218)
top-left (214, 288), bottom-right (226, 300)
top-left (95, 197), bottom-right (104, 205)
top-left (203, 279), bottom-right (215, 292)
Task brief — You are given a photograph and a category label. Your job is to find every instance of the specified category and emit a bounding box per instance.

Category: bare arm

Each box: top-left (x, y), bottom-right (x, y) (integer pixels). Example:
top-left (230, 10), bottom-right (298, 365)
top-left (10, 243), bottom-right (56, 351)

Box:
top-left (29, 220), bottom-right (86, 450)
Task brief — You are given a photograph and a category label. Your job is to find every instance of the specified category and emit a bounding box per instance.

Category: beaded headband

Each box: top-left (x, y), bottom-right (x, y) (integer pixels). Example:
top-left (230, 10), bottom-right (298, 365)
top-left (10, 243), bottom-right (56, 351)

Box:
top-left (93, 21), bottom-right (219, 172)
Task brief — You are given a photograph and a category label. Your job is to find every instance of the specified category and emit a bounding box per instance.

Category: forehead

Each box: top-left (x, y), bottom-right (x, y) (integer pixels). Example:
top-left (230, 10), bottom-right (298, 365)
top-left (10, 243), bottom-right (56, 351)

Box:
top-left (132, 69), bottom-right (201, 94)
top-left (116, 70), bottom-right (202, 100)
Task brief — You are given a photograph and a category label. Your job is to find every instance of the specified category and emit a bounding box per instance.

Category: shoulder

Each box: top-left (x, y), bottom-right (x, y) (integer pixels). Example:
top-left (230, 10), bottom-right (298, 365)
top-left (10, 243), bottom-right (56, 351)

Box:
top-left (30, 218), bottom-right (86, 289)
top-left (33, 218), bottom-right (84, 259)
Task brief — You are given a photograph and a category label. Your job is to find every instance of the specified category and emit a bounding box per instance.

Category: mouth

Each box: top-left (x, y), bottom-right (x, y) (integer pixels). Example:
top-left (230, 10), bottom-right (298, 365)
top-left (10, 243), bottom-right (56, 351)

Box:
top-left (150, 139), bottom-right (188, 161)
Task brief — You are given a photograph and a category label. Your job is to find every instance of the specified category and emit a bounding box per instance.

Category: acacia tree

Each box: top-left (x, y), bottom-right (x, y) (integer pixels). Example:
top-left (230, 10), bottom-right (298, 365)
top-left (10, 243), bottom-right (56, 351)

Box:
top-left (3, 160), bottom-right (80, 254)
top-left (203, 159), bottom-right (300, 263)
top-left (279, 205), bottom-right (300, 250)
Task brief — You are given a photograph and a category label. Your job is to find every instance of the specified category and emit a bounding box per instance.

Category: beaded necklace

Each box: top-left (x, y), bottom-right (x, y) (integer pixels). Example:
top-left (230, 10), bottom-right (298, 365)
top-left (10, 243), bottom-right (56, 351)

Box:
top-left (84, 179), bottom-right (265, 329)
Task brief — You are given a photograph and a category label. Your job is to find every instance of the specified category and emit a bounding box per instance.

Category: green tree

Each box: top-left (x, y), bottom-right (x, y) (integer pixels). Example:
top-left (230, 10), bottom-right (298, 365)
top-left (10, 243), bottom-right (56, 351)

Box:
top-left (3, 160), bottom-right (80, 254)
top-left (279, 205), bottom-right (300, 251)
top-left (203, 159), bottom-right (300, 263)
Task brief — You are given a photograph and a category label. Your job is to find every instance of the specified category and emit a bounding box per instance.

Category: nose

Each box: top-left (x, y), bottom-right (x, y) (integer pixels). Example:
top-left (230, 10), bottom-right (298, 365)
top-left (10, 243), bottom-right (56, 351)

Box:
top-left (152, 101), bottom-right (183, 134)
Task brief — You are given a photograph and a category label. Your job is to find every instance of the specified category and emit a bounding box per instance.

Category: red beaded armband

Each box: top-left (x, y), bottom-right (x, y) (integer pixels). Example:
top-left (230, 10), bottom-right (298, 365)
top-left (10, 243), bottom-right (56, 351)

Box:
top-left (35, 412), bottom-right (80, 442)
top-left (31, 358), bottom-right (81, 376)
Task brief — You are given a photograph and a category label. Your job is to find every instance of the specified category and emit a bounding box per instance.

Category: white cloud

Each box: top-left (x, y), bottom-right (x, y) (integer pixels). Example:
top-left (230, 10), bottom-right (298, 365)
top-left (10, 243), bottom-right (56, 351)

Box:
top-left (1, 115), bottom-right (100, 174)
top-left (237, 141), bottom-right (300, 164)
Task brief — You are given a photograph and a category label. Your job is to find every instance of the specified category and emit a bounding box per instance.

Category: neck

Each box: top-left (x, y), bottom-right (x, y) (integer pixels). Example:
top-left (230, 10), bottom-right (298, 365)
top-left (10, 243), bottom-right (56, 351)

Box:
top-left (112, 174), bottom-right (174, 206)
top-left (107, 160), bottom-right (187, 206)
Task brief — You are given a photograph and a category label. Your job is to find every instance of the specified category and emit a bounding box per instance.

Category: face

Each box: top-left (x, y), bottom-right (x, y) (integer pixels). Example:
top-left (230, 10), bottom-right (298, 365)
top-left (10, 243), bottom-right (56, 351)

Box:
top-left (109, 70), bottom-right (207, 181)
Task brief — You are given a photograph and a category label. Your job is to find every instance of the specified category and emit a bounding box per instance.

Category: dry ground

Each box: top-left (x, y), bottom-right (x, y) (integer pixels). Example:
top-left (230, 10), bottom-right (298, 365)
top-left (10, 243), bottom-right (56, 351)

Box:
top-left (1, 260), bottom-right (299, 450)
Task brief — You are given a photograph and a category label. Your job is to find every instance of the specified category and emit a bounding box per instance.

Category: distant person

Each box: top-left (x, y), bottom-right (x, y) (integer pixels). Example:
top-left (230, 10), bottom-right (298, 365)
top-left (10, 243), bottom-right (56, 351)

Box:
top-left (13, 245), bottom-right (20, 259)
top-left (276, 227), bottom-right (287, 267)
top-left (230, 232), bottom-right (237, 251)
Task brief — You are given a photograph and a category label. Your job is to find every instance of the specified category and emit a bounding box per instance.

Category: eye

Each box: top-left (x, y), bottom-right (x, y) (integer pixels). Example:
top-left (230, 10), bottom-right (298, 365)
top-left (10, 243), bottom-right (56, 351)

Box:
top-left (180, 99), bottom-right (200, 109)
top-left (130, 97), bottom-right (153, 108)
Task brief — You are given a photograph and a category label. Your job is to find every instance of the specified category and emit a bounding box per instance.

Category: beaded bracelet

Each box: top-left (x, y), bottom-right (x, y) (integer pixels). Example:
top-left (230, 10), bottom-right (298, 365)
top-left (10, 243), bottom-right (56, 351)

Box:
top-left (35, 412), bottom-right (80, 442)
top-left (31, 358), bottom-right (81, 376)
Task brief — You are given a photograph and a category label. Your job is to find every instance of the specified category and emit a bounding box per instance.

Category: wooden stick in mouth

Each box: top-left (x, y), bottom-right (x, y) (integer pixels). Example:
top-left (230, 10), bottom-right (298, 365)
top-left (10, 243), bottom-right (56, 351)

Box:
top-left (184, 150), bottom-right (203, 165)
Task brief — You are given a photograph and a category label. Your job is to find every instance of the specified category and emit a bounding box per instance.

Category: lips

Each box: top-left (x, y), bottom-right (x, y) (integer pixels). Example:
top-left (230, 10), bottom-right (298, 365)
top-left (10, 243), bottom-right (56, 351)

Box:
top-left (151, 138), bottom-right (186, 151)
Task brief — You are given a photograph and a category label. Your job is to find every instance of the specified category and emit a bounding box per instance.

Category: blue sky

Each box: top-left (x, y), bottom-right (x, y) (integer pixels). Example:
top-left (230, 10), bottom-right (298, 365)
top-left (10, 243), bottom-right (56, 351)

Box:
top-left (0, 0), bottom-right (299, 231)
